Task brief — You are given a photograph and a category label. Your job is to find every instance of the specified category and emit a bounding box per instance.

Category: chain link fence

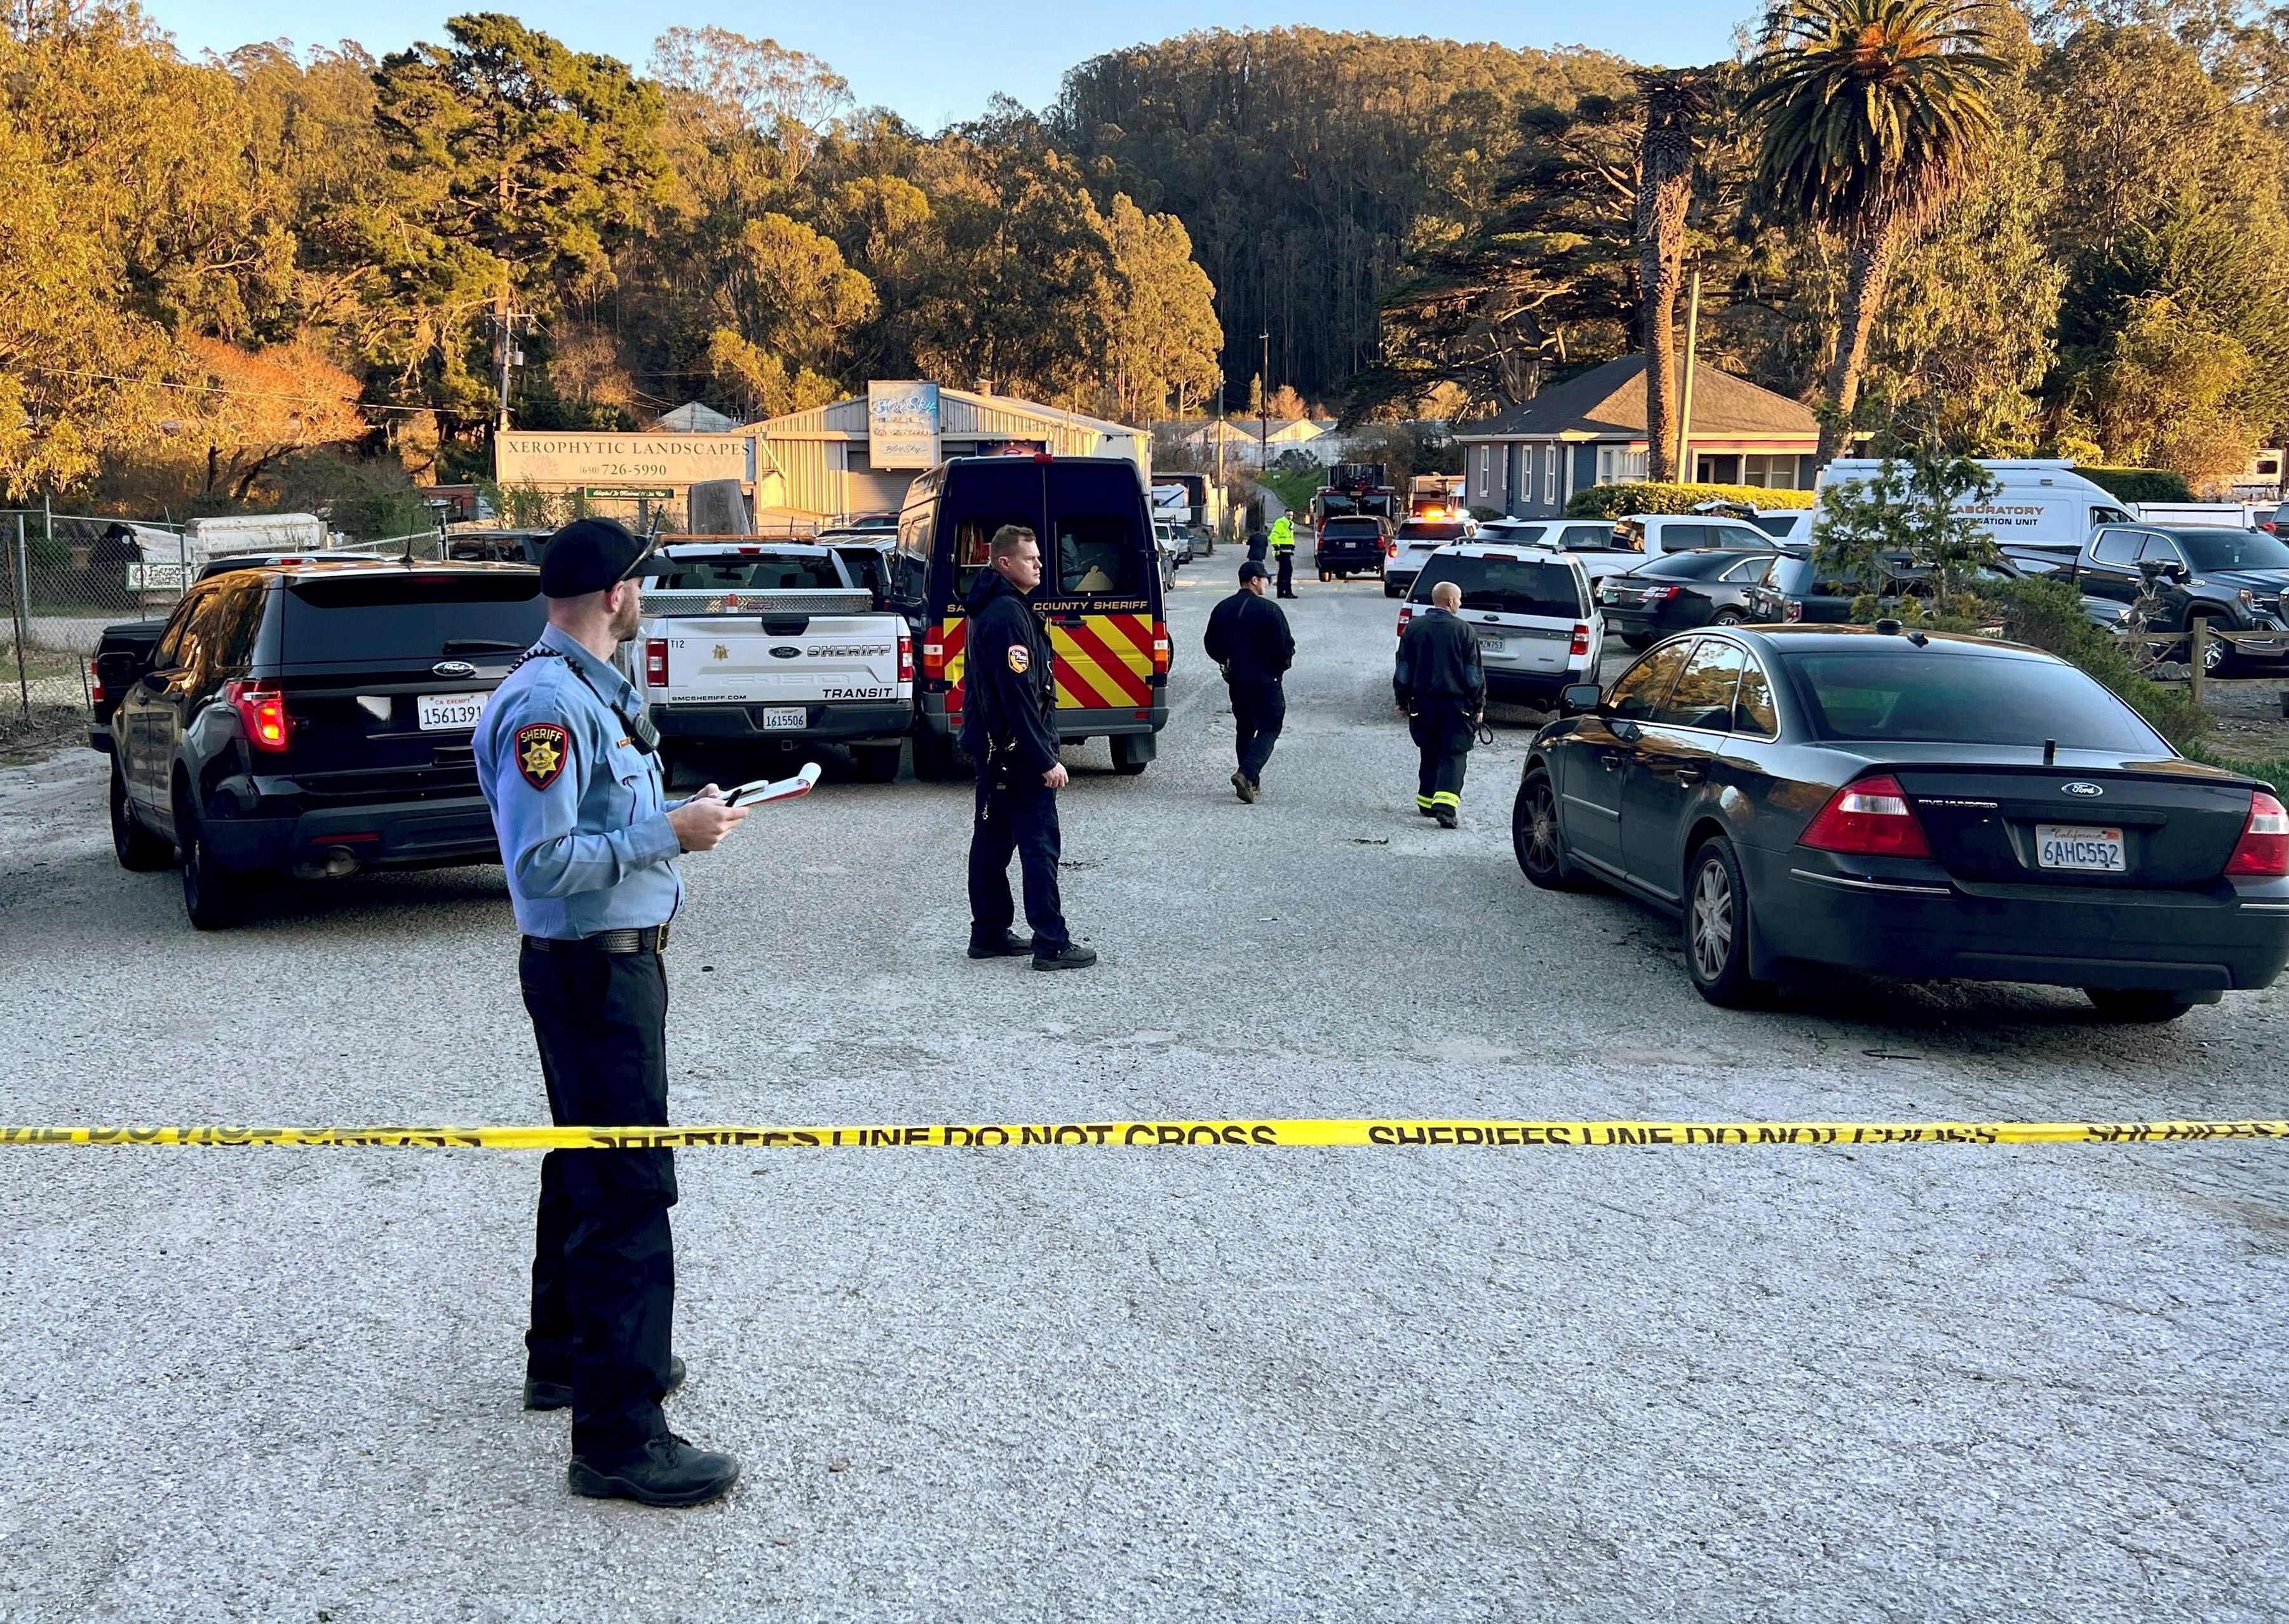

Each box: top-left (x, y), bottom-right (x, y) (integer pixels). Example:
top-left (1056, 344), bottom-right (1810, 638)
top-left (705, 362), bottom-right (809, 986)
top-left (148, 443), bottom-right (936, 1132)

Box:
top-left (1, 509), bottom-right (189, 744)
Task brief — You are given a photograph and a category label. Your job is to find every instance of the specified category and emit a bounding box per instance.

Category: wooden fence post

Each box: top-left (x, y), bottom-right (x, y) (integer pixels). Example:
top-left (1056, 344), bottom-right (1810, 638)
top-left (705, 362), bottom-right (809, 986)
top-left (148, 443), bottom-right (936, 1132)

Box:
top-left (2189, 620), bottom-right (2208, 710)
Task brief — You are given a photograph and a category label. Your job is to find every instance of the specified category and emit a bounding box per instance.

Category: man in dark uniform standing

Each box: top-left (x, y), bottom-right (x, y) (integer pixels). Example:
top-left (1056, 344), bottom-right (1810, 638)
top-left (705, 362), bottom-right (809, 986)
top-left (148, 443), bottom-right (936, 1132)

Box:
top-left (961, 523), bottom-right (1097, 970)
top-left (1393, 578), bottom-right (1485, 828)
top-left (475, 517), bottom-right (748, 1508)
top-left (1203, 560), bottom-right (1295, 803)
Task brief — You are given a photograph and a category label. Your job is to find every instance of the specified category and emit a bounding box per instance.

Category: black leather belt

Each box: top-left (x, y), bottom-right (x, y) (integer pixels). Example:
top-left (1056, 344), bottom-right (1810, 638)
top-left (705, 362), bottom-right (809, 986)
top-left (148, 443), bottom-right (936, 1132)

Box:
top-left (523, 924), bottom-right (670, 955)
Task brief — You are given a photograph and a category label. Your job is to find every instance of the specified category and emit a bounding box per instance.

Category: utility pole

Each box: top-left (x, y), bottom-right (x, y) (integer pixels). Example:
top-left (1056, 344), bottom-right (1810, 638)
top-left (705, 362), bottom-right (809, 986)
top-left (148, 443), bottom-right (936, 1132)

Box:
top-left (1675, 269), bottom-right (1701, 485)
top-left (1258, 330), bottom-right (1269, 476)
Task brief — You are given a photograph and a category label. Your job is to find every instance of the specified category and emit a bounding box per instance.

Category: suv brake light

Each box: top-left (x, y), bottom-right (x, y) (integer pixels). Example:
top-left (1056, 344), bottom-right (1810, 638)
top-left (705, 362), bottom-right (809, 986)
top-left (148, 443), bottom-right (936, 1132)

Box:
top-left (897, 630), bottom-right (913, 684)
top-left (1570, 622), bottom-right (1590, 657)
top-left (2225, 790), bottom-right (2289, 876)
top-left (1783, 600), bottom-right (1805, 622)
top-left (1799, 774), bottom-right (1931, 857)
top-left (224, 678), bottom-right (291, 752)
top-left (1396, 605), bottom-right (1412, 638)
top-left (644, 638), bottom-right (668, 687)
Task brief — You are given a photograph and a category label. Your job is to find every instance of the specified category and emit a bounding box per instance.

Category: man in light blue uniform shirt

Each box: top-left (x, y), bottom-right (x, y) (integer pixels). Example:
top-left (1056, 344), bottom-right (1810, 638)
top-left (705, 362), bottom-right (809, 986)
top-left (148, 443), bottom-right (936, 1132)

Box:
top-left (475, 516), bottom-right (746, 1509)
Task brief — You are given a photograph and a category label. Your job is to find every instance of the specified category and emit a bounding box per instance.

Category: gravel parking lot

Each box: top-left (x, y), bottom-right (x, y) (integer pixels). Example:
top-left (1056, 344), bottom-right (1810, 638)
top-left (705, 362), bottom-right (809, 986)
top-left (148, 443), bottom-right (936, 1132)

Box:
top-left (2, 572), bottom-right (2286, 1623)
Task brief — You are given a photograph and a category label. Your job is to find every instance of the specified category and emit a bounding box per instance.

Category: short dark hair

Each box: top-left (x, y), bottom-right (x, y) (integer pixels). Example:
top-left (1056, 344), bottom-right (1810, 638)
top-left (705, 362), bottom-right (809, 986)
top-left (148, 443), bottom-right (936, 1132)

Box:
top-left (988, 524), bottom-right (1037, 560)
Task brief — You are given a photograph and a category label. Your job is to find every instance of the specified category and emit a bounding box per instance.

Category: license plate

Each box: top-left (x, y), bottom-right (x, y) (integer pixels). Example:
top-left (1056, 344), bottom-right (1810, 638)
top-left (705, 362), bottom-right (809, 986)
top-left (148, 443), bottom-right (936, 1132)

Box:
top-left (2036, 824), bottom-right (2125, 873)
top-left (1476, 635), bottom-right (1508, 652)
top-left (762, 706), bottom-right (807, 731)
top-left (416, 692), bottom-right (487, 732)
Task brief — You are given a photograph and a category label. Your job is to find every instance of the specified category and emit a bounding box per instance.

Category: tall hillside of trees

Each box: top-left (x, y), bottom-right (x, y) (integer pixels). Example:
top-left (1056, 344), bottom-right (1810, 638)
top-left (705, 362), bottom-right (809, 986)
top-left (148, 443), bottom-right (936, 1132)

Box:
top-left (1052, 29), bottom-right (1631, 407)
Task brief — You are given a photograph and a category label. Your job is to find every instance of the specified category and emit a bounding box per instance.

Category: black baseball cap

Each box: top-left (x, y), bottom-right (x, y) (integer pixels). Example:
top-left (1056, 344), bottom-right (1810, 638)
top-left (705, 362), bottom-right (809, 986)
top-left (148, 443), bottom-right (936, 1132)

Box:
top-left (1238, 560), bottom-right (1271, 581)
top-left (538, 517), bottom-right (658, 598)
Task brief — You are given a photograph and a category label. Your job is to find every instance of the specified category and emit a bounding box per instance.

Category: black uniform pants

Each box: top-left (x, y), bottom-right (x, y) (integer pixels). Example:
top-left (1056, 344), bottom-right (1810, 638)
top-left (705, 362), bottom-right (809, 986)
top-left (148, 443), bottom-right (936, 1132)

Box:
top-left (520, 946), bottom-right (677, 1458)
top-left (1230, 679), bottom-right (1285, 784)
top-left (969, 774), bottom-right (1070, 953)
top-left (1274, 549), bottom-right (1295, 596)
top-left (1410, 703), bottom-right (1475, 810)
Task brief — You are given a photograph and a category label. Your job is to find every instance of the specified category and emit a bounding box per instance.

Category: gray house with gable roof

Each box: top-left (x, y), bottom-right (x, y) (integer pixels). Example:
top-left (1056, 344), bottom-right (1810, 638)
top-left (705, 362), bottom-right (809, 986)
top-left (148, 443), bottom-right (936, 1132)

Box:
top-left (1455, 354), bottom-right (1821, 519)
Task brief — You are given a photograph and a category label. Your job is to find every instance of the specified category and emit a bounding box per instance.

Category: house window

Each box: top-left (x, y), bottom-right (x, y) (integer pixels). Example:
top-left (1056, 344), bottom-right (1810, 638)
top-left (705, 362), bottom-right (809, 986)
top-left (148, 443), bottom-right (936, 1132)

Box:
top-left (1543, 445), bottom-right (1556, 505)
top-left (1595, 446), bottom-right (1647, 485)
top-left (1725, 453), bottom-right (1800, 490)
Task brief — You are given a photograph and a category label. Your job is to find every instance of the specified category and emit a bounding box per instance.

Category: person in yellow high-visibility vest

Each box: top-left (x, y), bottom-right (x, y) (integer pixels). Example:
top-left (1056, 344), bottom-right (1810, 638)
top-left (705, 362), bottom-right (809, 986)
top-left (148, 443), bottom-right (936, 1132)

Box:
top-left (1267, 513), bottom-right (1298, 599)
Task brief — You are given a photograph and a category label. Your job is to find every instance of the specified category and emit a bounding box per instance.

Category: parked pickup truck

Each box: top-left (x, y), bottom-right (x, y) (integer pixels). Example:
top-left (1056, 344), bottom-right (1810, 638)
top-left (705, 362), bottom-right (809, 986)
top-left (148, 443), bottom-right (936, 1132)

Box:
top-left (630, 543), bottom-right (912, 782)
top-left (2072, 521), bottom-right (2289, 677)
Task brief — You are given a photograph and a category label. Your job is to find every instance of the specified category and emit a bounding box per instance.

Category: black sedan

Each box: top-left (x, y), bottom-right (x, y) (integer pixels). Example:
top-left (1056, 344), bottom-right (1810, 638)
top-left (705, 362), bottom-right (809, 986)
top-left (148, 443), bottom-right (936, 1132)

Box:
top-left (1597, 549), bottom-right (1780, 648)
top-left (1511, 625), bottom-right (2289, 1019)
top-left (1745, 554), bottom-right (2032, 625)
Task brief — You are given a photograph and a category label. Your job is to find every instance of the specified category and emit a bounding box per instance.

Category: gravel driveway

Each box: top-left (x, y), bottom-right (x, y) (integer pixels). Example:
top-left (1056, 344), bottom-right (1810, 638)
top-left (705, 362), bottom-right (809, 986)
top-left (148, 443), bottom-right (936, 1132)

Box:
top-left (1, 574), bottom-right (2285, 1622)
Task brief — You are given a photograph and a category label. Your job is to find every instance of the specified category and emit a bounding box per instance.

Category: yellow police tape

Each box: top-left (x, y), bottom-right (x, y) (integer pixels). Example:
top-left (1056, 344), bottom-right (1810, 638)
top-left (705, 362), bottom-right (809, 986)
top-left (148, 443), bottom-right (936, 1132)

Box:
top-left (4, 1118), bottom-right (2288, 1149)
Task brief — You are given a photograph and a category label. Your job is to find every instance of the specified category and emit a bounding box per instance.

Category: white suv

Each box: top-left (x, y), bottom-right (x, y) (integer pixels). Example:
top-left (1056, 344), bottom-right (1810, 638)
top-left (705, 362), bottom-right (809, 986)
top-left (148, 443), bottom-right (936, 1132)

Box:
top-left (1384, 516), bottom-right (1477, 598)
top-left (1397, 541), bottom-right (1602, 706)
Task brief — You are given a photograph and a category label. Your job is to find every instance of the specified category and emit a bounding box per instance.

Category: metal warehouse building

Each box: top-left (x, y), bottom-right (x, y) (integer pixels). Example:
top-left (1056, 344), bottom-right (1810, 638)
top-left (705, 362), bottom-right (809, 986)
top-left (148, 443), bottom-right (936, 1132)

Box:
top-left (753, 387), bottom-right (1150, 522)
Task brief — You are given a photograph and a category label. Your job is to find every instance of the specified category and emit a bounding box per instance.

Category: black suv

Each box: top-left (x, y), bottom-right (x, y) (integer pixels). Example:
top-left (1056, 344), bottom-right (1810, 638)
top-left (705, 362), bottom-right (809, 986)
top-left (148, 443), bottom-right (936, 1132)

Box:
top-left (101, 561), bottom-right (546, 927)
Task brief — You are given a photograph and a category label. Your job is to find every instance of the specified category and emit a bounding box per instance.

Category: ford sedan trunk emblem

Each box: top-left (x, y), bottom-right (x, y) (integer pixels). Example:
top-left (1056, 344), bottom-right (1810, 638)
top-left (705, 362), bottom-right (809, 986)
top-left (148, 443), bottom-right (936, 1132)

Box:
top-left (2061, 781), bottom-right (2103, 796)
top-left (432, 659), bottom-right (477, 678)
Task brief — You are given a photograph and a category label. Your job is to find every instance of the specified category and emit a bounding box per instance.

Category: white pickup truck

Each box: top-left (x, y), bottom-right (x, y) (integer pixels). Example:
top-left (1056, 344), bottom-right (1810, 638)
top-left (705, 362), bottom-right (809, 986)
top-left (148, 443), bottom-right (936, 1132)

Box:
top-left (627, 544), bottom-right (912, 782)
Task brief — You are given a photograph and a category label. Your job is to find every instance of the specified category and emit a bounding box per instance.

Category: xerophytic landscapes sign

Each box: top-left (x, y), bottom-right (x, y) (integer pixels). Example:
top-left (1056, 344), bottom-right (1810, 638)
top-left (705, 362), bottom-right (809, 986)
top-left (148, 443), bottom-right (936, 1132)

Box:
top-left (497, 433), bottom-right (757, 487)
top-left (869, 381), bottom-right (940, 469)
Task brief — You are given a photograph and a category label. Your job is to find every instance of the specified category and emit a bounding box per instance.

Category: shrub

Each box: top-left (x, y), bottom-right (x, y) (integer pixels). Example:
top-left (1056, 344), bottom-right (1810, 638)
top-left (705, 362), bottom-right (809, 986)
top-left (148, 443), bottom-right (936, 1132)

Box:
top-left (1564, 481), bottom-right (1816, 519)
top-left (2077, 467), bottom-right (2196, 506)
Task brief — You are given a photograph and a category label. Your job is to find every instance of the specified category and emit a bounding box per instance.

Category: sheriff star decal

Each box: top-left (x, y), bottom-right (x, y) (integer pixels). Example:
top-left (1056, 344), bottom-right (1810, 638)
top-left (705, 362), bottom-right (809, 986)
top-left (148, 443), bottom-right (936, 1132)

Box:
top-left (515, 721), bottom-right (570, 790)
top-left (1008, 645), bottom-right (1030, 674)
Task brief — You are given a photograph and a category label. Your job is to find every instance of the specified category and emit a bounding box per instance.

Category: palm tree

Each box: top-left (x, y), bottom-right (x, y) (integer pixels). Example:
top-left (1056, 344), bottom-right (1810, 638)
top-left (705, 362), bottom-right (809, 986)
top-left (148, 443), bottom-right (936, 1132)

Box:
top-left (1745, 0), bottom-right (2003, 461)
top-left (1632, 68), bottom-right (1717, 483)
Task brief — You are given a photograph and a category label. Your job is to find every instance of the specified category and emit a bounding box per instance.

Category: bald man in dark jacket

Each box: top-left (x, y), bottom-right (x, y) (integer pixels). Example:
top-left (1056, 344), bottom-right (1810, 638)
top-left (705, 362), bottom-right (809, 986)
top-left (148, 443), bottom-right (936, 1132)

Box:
top-left (1393, 580), bottom-right (1484, 828)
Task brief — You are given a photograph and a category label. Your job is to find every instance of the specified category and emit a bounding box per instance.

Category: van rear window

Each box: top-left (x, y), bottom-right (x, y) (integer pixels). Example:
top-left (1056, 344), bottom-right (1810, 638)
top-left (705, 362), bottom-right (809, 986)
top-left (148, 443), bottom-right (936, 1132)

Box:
top-left (1414, 556), bottom-right (1581, 618)
top-left (1322, 518), bottom-right (1381, 538)
top-left (281, 574), bottom-right (545, 664)
top-left (1052, 514), bottom-right (1141, 596)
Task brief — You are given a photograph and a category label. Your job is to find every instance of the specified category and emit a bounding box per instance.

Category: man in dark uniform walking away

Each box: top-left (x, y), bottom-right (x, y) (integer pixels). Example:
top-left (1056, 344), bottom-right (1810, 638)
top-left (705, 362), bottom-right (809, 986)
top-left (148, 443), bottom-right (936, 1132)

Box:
top-left (475, 517), bottom-right (748, 1508)
top-left (1203, 560), bottom-right (1295, 803)
top-left (1246, 521), bottom-right (1269, 568)
top-left (961, 524), bottom-right (1098, 970)
top-left (1393, 579), bottom-right (1485, 828)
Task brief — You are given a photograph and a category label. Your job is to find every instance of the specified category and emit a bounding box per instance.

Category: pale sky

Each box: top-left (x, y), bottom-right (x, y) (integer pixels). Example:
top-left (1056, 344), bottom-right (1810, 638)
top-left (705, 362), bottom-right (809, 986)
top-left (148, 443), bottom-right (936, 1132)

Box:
top-left (144, 1), bottom-right (1746, 128)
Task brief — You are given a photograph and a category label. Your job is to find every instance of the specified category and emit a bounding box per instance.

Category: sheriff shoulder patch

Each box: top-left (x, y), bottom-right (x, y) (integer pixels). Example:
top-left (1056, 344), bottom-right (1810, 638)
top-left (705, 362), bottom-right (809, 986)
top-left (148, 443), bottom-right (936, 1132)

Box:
top-left (1007, 645), bottom-right (1030, 674)
top-left (515, 722), bottom-right (570, 791)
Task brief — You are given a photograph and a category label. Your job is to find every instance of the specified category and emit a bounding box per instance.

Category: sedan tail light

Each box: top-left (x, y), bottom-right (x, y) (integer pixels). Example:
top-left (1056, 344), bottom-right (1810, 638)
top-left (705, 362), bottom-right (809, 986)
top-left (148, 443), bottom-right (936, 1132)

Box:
top-left (1642, 584), bottom-right (1680, 603)
top-left (1799, 774), bottom-right (1931, 857)
top-left (2225, 790), bottom-right (2289, 876)
top-left (1569, 622), bottom-right (1591, 656)
top-left (224, 678), bottom-right (291, 752)
top-left (1396, 605), bottom-right (1412, 638)
top-left (644, 638), bottom-right (668, 687)
top-left (896, 630), bottom-right (913, 684)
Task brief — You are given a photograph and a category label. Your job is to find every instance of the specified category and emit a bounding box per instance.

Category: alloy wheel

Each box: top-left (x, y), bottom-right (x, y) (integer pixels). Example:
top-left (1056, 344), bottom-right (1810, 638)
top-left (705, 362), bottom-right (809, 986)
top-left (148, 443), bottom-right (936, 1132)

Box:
top-left (1690, 858), bottom-right (1734, 982)
top-left (1523, 783), bottom-right (1560, 876)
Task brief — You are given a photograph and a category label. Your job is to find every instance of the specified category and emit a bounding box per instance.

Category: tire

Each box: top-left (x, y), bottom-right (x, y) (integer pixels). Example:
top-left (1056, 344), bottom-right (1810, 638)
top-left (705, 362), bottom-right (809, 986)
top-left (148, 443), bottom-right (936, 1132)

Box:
top-left (851, 742), bottom-right (902, 783)
top-left (1109, 734), bottom-right (1151, 776)
top-left (1621, 633), bottom-right (1654, 651)
top-left (1512, 769), bottom-right (1587, 890)
top-left (1318, 569), bottom-right (1330, 582)
top-left (1712, 609), bottom-right (1745, 627)
top-left (2194, 617), bottom-right (2233, 677)
top-left (176, 789), bottom-right (254, 930)
top-left (1384, 581), bottom-right (1400, 599)
top-left (111, 762), bottom-right (172, 871)
top-left (1684, 836), bottom-right (1772, 1008)
top-left (2084, 987), bottom-right (2198, 1023)
top-left (656, 742), bottom-right (681, 789)
top-left (910, 728), bottom-right (957, 783)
